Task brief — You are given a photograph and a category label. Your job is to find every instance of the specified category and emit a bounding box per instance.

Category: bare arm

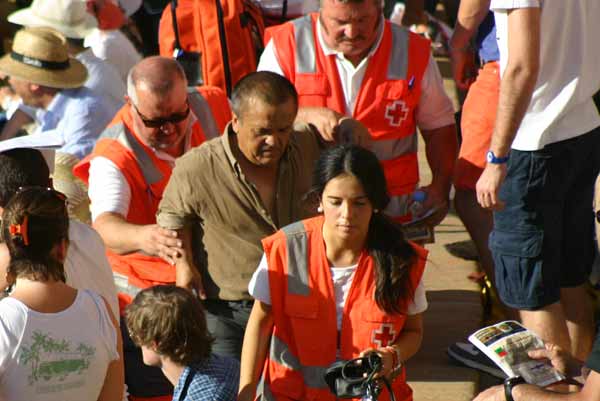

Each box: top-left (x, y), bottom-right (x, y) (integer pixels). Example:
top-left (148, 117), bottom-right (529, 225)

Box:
top-left (449, 0), bottom-right (491, 90)
top-left (0, 109), bottom-right (33, 141)
top-left (473, 371), bottom-right (600, 401)
top-left (174, 226), bottom-right (205, 298)
top-left (97, 297), bottom-right (125, 401)
top-left (93, 212), bottom-right (182, 264)
top-left (238, 301), bottom-right (274, 401)
top-left (419, 124), bottom-right (458, 226)
top-left (476, 7), bottom-right (541, 210)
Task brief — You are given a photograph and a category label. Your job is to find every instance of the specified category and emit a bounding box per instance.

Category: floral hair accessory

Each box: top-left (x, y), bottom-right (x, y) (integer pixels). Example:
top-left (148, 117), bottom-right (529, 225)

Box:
top-left (9, 215), bottom-right (29, 246)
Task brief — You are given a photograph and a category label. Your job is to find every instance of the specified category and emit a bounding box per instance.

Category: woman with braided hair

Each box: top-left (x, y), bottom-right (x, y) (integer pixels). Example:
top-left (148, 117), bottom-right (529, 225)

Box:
top-left (0, 187), bottom-right (124, 401)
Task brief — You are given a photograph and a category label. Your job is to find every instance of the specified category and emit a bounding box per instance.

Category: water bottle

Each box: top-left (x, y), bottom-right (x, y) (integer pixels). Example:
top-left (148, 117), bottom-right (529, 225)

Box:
top-left (409, 189), bottom-right (427, 217)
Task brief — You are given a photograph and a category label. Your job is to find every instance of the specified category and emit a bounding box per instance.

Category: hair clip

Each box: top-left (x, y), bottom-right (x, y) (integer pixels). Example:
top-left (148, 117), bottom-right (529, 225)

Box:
top-left (9, 215), bottom-right (29, 246)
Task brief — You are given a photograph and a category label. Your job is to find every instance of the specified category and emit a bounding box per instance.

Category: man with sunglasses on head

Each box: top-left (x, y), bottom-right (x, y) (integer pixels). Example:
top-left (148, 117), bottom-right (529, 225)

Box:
top-left (73, 56), bottom-right (230, 401)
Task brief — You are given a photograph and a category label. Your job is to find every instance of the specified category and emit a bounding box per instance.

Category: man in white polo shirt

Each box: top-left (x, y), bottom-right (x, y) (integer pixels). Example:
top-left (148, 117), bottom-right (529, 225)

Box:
top-left (258, 0), bottom-right (457, 229)
top-left (477, 0), bottom-right (600, 364)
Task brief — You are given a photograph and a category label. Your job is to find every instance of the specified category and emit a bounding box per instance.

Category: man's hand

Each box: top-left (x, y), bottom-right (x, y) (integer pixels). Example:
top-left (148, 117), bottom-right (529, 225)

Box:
top-left (450, 47), bottom-right (478, 91)
top-left (476, 163), bottom-right (507, 210)
top-left (138, 224), bottom-right (183, 265)
top-left (528, 343), bottom-right (585, 380)
top-left (418, 184), bottom-right (450, 227)
top-left (296, 106), bottom-right (345, 142)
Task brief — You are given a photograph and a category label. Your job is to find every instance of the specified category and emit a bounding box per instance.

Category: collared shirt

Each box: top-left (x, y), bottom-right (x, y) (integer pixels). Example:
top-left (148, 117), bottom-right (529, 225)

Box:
top-left (172, 354), bottom-right (239, 401)
top-left (258, 15), bottom-right (455, 131)
top-left (33, 87), bottom-right (117, 159)
top-left (157, 123), bottom-right (322, 300)
top-left (75, 48), bottom-right (126, 111)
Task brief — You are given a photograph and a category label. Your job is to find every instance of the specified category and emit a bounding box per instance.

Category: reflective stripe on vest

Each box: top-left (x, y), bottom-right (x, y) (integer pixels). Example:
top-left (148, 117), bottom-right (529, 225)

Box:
top-left (100, 124), bottom-right (164, 186)
top-left (256, 373), bottom-right (276, 401)
top-left (370, 135), bottom-right (417, 161)
top-left (293, 16), bottom-right (410, 80)
top-left (187, 88), bottom-right (221, 140)
top-left (293, 15), bottom-right (316, 74)
top-left (113, 271), bottom-right (143, 299)
top-left (269, 335), bottom-right (329, 389)
top-left (281, 221), bottom-right (310, 296)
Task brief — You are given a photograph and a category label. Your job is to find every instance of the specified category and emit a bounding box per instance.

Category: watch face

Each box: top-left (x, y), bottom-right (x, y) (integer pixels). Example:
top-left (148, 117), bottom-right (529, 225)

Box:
top-left (486, 151), bottom-right (493, 163)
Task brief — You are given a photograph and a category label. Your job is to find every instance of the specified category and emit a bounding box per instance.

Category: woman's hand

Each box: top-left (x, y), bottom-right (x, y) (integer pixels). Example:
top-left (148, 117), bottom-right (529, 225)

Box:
top-left (359, 347), bottom-right (398, 379)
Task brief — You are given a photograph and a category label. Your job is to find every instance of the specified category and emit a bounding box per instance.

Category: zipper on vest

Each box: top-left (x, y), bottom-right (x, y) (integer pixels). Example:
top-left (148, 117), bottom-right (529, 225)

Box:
top-left (215, 0), bottom-right (233, 97)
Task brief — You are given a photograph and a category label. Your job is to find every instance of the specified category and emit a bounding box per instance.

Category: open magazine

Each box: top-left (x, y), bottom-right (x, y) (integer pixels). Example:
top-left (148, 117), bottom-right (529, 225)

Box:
top-left (468, 320), bottom-right (565, 387)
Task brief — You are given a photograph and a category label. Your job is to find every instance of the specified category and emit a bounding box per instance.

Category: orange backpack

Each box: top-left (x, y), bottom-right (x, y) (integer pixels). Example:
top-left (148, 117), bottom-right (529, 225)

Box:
top-left (159, 0), bottom-right (264, 96)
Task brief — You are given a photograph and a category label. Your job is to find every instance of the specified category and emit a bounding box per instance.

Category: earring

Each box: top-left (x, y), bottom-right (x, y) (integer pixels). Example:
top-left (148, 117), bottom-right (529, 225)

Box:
top-left (317, 206), bottom-right (323, 213)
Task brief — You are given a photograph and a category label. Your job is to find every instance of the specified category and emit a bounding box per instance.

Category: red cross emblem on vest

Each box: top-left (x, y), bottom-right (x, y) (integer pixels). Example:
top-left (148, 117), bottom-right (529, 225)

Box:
top-left (371, 323), bottom-right (397, 348)
top-left (384, 100), bottom-right (409, 127)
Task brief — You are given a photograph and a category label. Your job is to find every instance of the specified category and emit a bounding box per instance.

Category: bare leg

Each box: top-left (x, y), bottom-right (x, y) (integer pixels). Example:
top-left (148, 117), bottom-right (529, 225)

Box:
top-left (454, 188), bottom-right (517, 319)
top-left (519, 304), bottom-right (571, 353)
top-left (561, 285), bottom-right (594, 360)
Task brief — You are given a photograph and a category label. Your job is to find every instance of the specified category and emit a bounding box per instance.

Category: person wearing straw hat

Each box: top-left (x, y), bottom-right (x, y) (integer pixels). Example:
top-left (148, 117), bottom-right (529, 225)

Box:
top-left (6, 0), bottom-right (126, 112)
top-left (0, 27), bottom-right (116, 222)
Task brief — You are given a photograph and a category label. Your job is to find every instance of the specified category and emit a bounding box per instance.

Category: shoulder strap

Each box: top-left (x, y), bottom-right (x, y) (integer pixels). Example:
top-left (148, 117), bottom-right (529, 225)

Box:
top-left (177, 367), bottom-right (197, 401)
top-left (171, 0), bottom-right (183, 51)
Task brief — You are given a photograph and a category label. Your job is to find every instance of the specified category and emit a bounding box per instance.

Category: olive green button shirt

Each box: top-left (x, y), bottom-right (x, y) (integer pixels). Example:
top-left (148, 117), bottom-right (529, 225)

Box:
top-left (157, 123), bottom-right (322, 300)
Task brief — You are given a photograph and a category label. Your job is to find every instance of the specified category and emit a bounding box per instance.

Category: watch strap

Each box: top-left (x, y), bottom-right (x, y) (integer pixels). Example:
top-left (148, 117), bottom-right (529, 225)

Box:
top-left (504, 376), bottom-right (526, 401)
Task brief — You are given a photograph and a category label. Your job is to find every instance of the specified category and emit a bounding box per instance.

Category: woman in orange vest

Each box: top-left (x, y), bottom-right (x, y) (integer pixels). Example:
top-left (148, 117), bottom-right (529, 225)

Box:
top-left (239, 144), bottom-right (428, 401)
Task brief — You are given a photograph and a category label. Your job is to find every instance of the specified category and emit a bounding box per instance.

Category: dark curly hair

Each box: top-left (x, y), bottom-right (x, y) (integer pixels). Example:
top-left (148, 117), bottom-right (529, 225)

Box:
top-left (125, 285), bottom-right (214, 365)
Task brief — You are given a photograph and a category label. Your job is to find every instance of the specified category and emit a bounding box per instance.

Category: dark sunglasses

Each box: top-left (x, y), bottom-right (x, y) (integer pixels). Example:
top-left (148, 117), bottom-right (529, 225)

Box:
top-left (132, 102), bottom-right (191, 129)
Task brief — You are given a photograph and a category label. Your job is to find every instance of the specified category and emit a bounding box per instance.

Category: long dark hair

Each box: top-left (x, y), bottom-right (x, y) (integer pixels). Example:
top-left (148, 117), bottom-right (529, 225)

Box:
top-left (310, 145), bottom-right (417, 314)
top-left (1, 187), bottom-right (69, 282)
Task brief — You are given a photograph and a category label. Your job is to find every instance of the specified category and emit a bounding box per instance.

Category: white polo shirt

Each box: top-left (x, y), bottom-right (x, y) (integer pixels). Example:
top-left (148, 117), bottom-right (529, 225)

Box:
top-left (492, 0), bottom-right (600, 150)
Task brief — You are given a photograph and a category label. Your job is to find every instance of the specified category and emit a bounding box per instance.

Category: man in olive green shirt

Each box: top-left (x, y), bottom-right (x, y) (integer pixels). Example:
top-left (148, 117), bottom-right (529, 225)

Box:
top-left (157, 71), bottom-right (367, 358)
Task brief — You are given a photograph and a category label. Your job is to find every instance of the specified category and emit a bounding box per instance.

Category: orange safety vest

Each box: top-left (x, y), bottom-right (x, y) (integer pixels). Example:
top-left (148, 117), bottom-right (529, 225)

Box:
top-left (260, 216), bottom-right (428, 401)
top-left (270, 14), bottom-right (431, 221)
top-left (159, 0), bottom-right (265, 96)
top-left (73, 86), bottom-right (230, 311)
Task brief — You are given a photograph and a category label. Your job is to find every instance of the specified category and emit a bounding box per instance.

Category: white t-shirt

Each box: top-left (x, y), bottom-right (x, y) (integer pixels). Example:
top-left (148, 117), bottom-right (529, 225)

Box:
top-left (258, 18), bottom-right (456, 131)
top-left (249, 253), bottom-right (428, 330)
top-left (66, 220), bottom-right (119, 317)
top-left (0, 290), bottom-right (119, 401)
top-left (88, 120), bottom-right (195, 222)
top-left (491, 0), bottom-right (600, 150)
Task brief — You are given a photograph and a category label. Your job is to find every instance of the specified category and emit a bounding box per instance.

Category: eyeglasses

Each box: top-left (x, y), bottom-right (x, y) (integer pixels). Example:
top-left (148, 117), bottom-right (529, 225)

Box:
top-left (131, 102), bottom-right (191, 129)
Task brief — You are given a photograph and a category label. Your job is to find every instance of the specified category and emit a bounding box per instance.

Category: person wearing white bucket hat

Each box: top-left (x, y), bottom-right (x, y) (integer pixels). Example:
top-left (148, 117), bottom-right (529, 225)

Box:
top-left (7, 0), bottom-right (126, 111)
top-left (84, 0), bottom-right (142, 83)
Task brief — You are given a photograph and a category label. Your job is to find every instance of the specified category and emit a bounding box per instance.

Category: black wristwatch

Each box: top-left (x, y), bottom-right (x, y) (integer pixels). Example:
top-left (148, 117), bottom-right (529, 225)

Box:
top-left (504, 376), bottom-right (526, 401)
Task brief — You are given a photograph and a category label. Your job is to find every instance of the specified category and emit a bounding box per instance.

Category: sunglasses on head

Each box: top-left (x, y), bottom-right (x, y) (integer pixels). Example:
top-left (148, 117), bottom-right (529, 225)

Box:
top-left (132, 102), bottom-right (191, 129)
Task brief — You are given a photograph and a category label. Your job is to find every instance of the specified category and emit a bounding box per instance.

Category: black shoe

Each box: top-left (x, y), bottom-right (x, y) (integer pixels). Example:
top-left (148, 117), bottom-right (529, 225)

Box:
top-left (447, 342), bottom-right (507, 379)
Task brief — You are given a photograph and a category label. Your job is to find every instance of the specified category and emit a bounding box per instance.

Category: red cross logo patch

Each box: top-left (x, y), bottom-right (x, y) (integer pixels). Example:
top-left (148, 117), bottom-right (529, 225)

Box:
top-left (384, 100), bottom-right (409, 127)
top-left (371, 323), bottom-right (397, 348)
